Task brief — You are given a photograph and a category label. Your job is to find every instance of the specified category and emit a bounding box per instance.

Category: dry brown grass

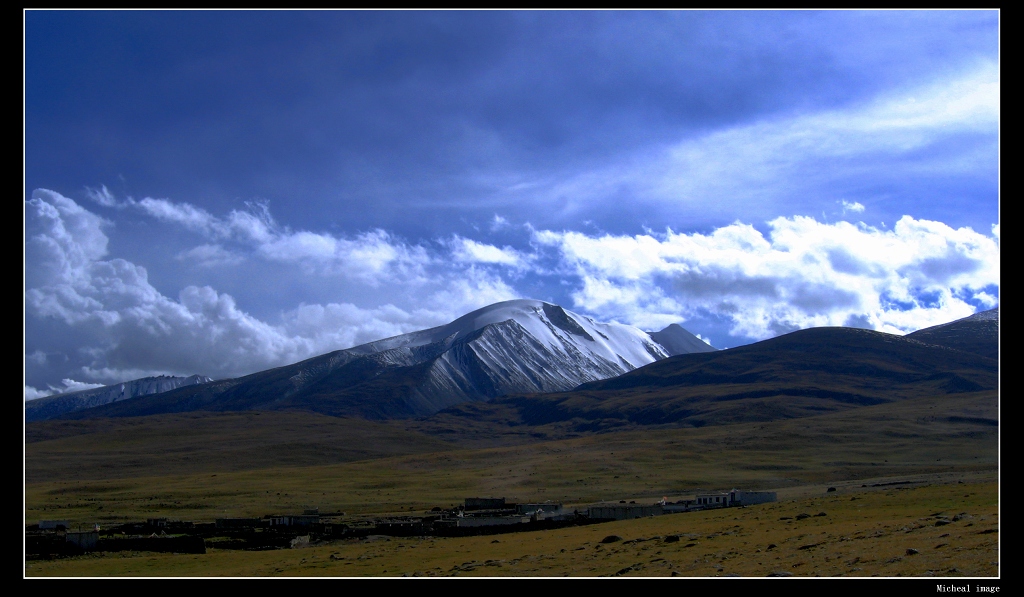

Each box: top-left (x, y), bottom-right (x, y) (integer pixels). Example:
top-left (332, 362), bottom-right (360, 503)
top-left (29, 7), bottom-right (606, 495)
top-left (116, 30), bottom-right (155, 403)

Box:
top-left (25, 478), bottom-right (997, 577)
top-left (24, 389), bottom-right (998, 577)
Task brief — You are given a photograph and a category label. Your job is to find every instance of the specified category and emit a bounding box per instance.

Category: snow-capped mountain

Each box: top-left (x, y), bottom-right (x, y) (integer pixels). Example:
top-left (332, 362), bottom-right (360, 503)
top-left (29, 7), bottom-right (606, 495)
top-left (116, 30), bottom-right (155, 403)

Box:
top-left (322, 299), bottom-right (709, 400)
top-left (265, 299), bottom-right (716, 418)
top-left (57, 300), bottom-right (714, 421)
top-left (25, 374), bottom-right (214, 422)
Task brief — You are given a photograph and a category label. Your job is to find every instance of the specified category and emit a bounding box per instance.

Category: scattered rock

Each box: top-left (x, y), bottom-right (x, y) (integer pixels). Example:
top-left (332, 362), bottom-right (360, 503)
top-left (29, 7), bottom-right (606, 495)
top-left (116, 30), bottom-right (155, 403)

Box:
top-left (906, 548), bottom-right (919, 555)
top-left (795, 513), bottom-right (811, 520)
top-left (815, 512), bottom-right (827, 517)
top-left (671, 571), bottom-right (682, 577)
top-left (935, 520), bottom-right (952, 526)
top-left (767, 570), bottom-right (793, 577)
top-left (827, 487), bottom-right (836, 492)
top-left (601, 535), bottom-right (623, 544)
top-left (766, 544), bottom-right (778, 550)
top-left (663, 535), bottom-right (680, 543)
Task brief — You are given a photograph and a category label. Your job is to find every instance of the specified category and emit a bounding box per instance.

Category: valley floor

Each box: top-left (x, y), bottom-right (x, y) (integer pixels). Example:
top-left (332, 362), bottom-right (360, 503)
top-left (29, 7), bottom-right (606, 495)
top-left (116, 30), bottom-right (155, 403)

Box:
top-left (25, 473), bottom-right (998, 578)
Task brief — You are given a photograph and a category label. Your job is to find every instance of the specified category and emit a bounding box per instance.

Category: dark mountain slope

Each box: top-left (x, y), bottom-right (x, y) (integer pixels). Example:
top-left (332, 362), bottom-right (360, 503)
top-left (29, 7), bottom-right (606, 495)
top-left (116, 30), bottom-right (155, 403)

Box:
top-left (25, 374), bottom-right (213, 422)
top-left (431, 325), bottom-right (997, 432)
top-left (906, 307), bottom-right (998, 360)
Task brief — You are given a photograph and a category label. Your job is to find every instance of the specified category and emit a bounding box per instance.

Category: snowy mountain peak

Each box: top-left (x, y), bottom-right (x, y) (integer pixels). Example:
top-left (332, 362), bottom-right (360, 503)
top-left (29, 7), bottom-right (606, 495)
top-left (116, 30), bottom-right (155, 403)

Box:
top-left (346, 299), bottom-right (672, 373)
top-left (274, 299), bottom-right (716, 417)
top-left (42, 301), bottom-right (714, 421)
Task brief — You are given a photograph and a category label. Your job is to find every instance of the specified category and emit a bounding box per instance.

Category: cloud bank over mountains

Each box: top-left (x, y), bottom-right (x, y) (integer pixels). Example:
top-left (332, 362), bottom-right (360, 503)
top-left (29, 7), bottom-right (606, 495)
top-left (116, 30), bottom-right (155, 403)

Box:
top-left (25, 188), bottom-right (997, 399)
top-left (24, 11), bottom-right (998, 399)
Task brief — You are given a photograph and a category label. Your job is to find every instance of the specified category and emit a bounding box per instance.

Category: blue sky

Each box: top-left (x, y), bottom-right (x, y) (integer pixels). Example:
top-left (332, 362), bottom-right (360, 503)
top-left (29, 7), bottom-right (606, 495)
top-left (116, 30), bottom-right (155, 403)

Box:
top-left (24, 10), bottom-right (999, 398)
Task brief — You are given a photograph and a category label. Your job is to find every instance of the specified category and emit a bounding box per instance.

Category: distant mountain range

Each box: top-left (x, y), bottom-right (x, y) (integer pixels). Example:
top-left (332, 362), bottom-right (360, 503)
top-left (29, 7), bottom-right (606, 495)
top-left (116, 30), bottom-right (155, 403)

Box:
top-left (31, 304), bottom-right (997, 427)
top-left (46, 299), bottom-right (714, 421)
top-left (25, 375), bottom-right (213, 423)
top-left (427, 307), bottom-right (998, 432)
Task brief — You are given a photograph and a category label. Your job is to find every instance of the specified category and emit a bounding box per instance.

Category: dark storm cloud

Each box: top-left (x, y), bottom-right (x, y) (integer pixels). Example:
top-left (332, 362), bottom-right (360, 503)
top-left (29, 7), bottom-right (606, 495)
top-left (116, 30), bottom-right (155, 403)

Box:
top-left (26, 10), bottom-right (997, 236)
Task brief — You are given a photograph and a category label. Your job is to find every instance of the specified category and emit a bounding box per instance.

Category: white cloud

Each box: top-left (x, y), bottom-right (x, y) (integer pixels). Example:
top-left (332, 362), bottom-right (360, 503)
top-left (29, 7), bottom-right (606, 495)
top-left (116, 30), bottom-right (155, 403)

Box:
top-left (52, 378), bottom-right (106, 394)
top-left (79, 366), bottom-right (178, 384)
top-left (841, 200), bottom-right (866, 214)
top-left (449, 236), bottom-right (529, 269)
top-left (25, 190), bottom-right (522, 387)
top-left (84, 184), bottom-right (118, 208)
top-left (24, 378), bottom-right (107, 400)
top-left (176, 244), bottom-right (245, 268)
top-left (271, 264), bottom-right (521, 357)
top-left (111, 190), bottom-right (432, 285)
top-left (418, 266), bottom-right (521, 316)
top-left (25, 189), bottom-right (997, 393)
top-left (26, 350), bottom-right (47, 366)
top-left (24, 386), bottom-right (52, 401)
top-left (490, 214), bottom-right (510, 232)
top-left (861, 62), bottom-right (998, 132)
top-left (506, 64), bottom-right (998, 222)
top-left (25, 189), bottom-right (111, 290)
top-left (538, 215), bottom-right (999, 339)
top-left (658, 64), bottom-right (997, 201)
top-left (137, 197), bottom-right (226, 237)
top-left (26, 191), bottom-right (311, 379)
top-left (258, 229), bottom-right (431, 285)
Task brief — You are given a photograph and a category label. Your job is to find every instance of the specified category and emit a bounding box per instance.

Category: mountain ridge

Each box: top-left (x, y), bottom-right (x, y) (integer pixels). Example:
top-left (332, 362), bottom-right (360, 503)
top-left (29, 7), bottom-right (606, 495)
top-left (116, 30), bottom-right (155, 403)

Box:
top-left (427, 309), bottom-right (998, 432)
top-left (54, 299), bottom-right (713, 421)
top-left (25, 374), bottom-right (214, 422)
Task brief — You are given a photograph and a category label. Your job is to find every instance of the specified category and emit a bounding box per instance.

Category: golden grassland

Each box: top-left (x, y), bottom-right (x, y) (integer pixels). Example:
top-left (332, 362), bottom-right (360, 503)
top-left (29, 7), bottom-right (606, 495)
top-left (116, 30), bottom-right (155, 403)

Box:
top-left (24, 389), bottom-right (998, 577)
top-left (25, 479), bottom-right (997, 577)
top-left (26, 391), bottom-right (996, 524)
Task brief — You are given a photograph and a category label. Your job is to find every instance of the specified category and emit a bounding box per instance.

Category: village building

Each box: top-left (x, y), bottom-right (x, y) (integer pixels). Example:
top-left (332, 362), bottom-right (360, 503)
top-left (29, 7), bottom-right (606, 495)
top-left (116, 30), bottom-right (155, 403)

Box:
top-left (695, 489), bottom-right (777, 508)
top-left (587, 503), bottom-right (664, 520)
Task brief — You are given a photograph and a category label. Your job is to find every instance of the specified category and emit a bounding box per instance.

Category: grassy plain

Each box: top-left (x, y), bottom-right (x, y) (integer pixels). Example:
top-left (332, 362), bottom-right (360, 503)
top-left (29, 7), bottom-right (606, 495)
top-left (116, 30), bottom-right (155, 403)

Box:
top-left (26, 479), bottom-right (998, 577)
top-left (24, 389), bottom-right (998, 577)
